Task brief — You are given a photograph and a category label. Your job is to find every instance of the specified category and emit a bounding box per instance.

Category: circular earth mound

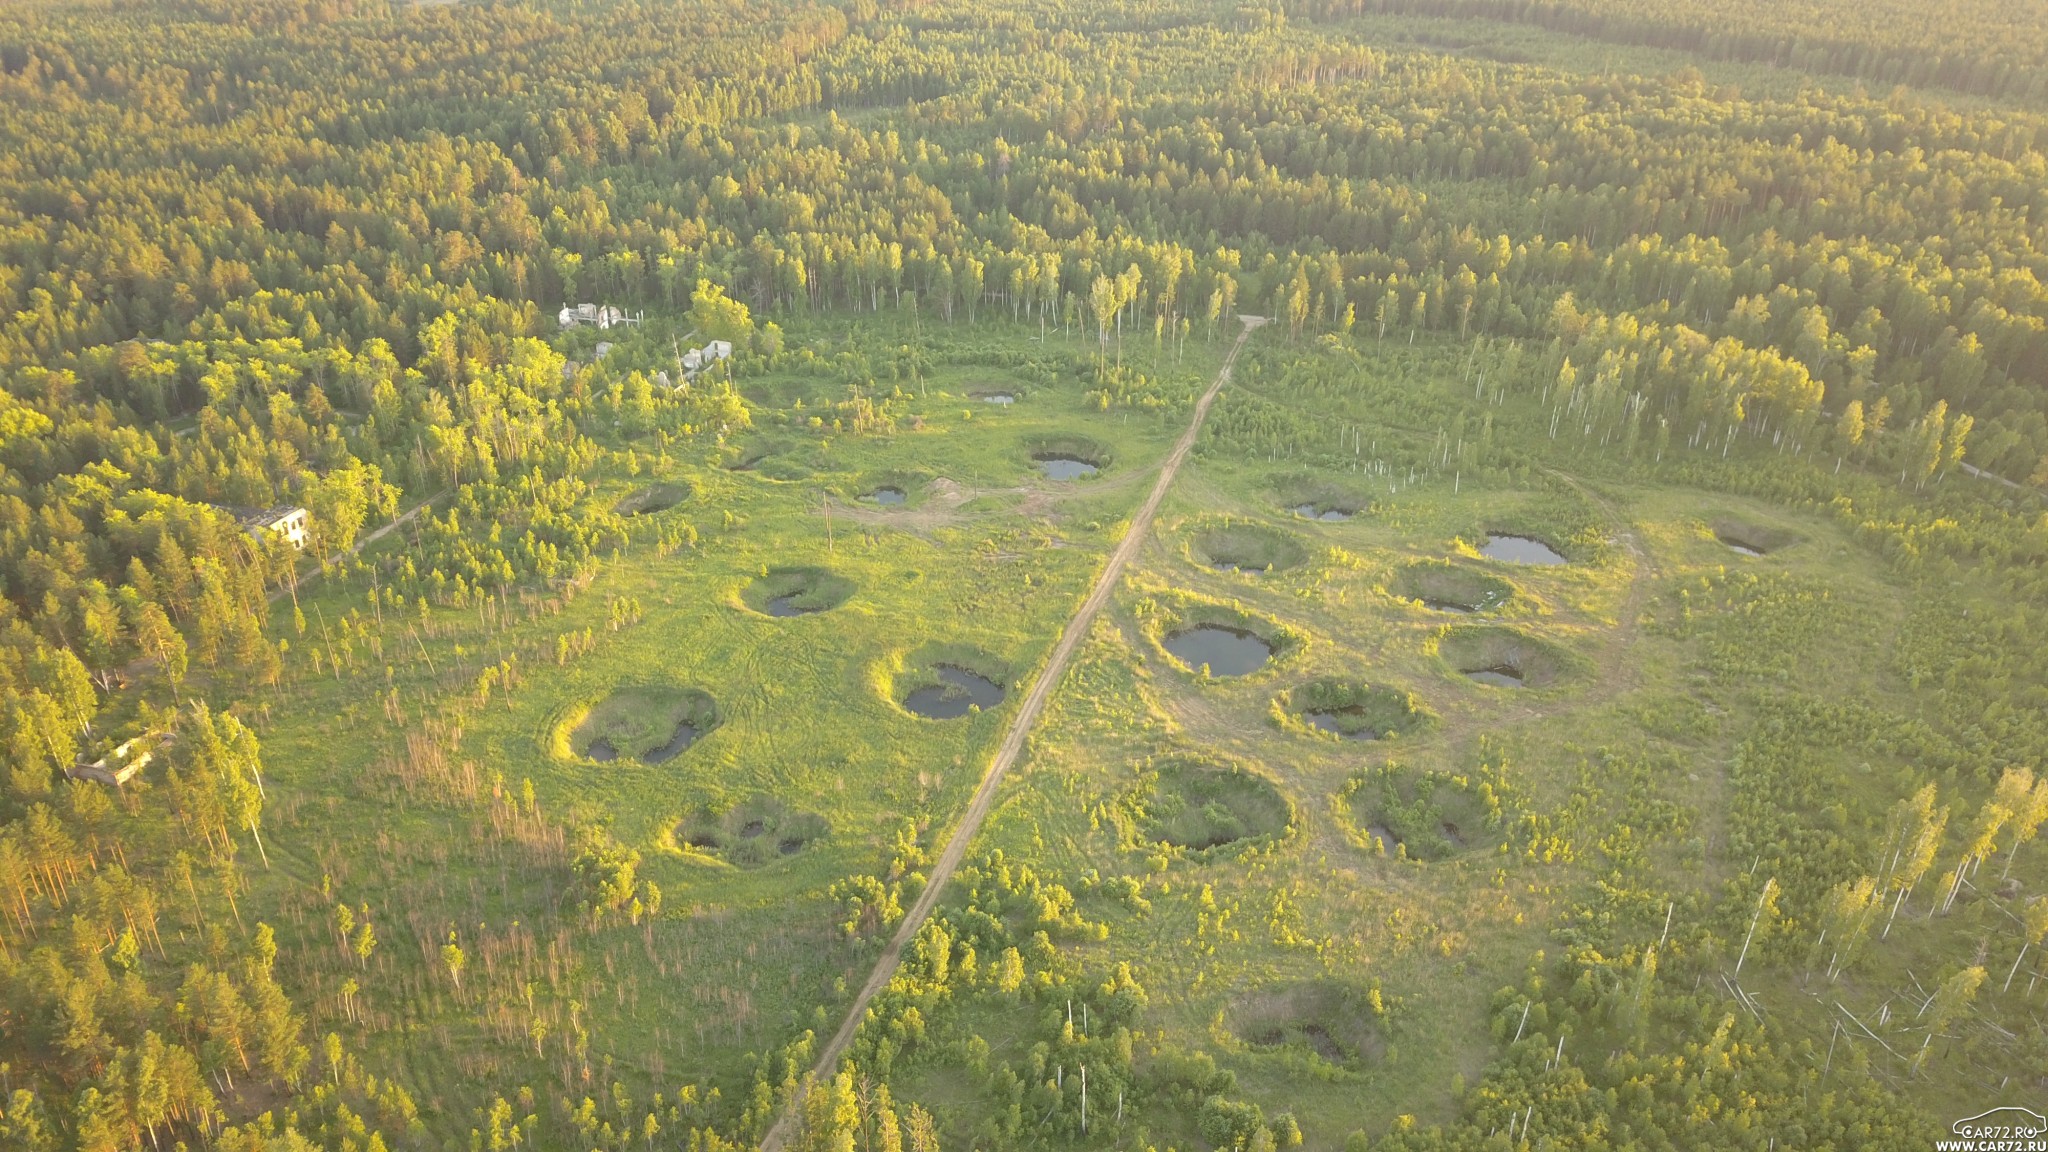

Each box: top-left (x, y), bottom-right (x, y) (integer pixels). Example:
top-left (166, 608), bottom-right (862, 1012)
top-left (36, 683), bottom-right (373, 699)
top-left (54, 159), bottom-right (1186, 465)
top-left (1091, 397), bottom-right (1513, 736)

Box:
top-left (1437, 625), bottom-right (1571, 689)
top-left (1396, 560), bottom-right (1514, 614)
top-left (569, 686), bottom-right (719, 764)
top-left (1282, 679), bottom-right (1431, 741)
top-left (614, 482), bottom-right (689, 516)
top-left (743, 567), bottom-right (855, 617)
top-left (1026, 435), bottom-right (1111, 481)
top-left (675, 796), bottom-right (828, 867)
top-left (1193, 524), bottom-right (1308, 574)
top-left (1136, 760), bottom-right (1292, 852)
top-left (1711, 518), bottom-right (1800, 557)
top-left (1335, 769), bottom-right (1482, 861)
top-left (1229, 983), bottom-right (1383, 1068)
top-left (1276, 479), bottom-right (1365, 522)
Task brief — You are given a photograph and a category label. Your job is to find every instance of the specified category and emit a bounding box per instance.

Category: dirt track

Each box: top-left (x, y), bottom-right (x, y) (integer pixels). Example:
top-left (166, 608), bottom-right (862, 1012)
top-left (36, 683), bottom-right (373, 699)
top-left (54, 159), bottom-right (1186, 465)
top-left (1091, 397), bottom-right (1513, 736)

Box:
top-left (757, 316), bottom-right (1267, 1151)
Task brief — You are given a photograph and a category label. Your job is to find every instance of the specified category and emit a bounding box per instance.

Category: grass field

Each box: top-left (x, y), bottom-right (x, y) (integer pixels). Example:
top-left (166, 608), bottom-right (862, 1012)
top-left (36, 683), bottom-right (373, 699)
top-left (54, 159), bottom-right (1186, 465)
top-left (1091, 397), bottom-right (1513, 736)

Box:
top-left (233, 313), bottom-right (2037, 1147)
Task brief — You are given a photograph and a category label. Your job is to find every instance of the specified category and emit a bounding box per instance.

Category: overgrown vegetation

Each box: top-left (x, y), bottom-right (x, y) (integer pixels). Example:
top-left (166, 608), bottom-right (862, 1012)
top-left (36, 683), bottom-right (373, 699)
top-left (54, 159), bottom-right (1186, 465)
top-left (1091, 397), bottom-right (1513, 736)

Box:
top-left (1115, 758), bottom-right (1297, 857)
top-left (2, 0), bottom-right (2045, 1146)
top-left (1275, 679), bottom-right (1433, 741)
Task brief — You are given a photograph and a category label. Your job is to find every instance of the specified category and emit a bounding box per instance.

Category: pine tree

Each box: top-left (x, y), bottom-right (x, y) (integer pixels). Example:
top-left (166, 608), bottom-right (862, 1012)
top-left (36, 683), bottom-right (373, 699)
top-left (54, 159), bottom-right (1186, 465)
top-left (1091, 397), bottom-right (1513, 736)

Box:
top-left (131, 1032), bottom-right (173, 1149)
top-left (0, 1089), bottom-right (57, 1152)
top-left (796, 1072), bottom-right (859, 1152)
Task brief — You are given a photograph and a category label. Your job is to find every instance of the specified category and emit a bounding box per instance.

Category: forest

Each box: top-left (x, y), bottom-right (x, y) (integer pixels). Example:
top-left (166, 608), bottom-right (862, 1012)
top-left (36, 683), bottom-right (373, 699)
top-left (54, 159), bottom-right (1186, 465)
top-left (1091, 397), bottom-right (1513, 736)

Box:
top-left (0, 0), bottom-right (2046, 1148)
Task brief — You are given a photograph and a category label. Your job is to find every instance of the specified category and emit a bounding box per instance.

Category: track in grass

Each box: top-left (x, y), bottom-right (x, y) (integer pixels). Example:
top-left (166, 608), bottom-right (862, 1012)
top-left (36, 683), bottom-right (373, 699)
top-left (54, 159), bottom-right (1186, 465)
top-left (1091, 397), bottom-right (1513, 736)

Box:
top-left (758, 315), bottom-right (1268, 1152)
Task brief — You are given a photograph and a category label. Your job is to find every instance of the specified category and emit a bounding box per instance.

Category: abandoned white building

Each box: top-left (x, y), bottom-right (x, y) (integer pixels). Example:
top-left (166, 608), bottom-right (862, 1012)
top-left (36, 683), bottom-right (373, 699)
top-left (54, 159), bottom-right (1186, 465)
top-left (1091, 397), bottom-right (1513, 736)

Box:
top-left (679, 339), bottom-right (734, 379)
top-left (70, 736), bottom-right (159, 787)
top-left (241, 506), bottom-right (310, 549)
top-left (557, 303), bottom-right (641, 330)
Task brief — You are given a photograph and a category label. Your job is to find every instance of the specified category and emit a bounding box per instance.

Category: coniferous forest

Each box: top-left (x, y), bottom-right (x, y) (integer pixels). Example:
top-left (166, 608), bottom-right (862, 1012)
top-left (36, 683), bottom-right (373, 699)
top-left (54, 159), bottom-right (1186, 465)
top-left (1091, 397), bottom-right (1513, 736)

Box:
top-left (2, 0), bottom-right (2047, 1148)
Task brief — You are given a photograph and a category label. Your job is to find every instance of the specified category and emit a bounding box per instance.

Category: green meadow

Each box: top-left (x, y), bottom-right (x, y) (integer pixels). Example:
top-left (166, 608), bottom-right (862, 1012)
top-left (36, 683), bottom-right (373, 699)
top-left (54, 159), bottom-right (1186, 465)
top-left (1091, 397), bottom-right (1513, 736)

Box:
top-left (236, 314), bottom-right (2028, 1148)
top-left (7, 0), bottom-right (2044, 1145)
top-left (244, 319), bottom-right (1219, 1110)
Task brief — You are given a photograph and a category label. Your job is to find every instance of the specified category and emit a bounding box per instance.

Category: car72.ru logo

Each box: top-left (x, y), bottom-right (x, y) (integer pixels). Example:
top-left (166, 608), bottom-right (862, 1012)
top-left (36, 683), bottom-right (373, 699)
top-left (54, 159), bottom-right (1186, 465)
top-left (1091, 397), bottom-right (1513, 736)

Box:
top-left (1941, 1108), bottom-right (2048, 1152)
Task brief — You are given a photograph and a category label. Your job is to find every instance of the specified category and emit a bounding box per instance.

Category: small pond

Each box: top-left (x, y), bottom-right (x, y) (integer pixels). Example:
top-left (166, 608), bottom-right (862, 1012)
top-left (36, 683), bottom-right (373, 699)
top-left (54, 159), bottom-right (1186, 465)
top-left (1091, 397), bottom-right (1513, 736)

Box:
top-left (1037, 454), bottom-right (1099, 480)
top-left (747, 568), bottom-right (854, 618)
top-left (1305, 709), bottom-right (1378, 740)
top-left (902, 665), bottom-right (1006, 719)
top-left (1292, 504), bottom-right (1352, 522)
top-left (1466, 666), bottom-right (1525, 688)
top-left (677, 799), bottom-right (828, 866)
top-left (641, 723), bottom-right (700, 764)
top-left (1164, 626), bottom-right (1273, 677)
top-left (1213, 560), bottom-right (1271, 574)
top-left (587, 737), bottom-right (619, 762)
top-left (981, 392), bottom-right (1016, 406)
top-left (864, 487), bottom-right (907, 505)
top-left (1480, 535), bottom-right (1567, 565)
top-left (1718, 535), bottom-right (1766, 557)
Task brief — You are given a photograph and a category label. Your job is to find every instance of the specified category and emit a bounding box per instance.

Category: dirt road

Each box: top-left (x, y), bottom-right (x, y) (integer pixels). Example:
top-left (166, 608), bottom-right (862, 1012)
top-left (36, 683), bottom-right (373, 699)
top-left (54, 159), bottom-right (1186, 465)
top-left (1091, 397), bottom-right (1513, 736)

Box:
top-left (757, 316), bottom-right (1266, 1151)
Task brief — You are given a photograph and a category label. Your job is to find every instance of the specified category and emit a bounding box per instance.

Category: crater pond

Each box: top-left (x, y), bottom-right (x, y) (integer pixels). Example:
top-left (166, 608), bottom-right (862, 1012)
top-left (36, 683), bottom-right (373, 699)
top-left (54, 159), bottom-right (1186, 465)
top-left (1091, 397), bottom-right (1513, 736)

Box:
top-left (1480, 535), bottom-right (1567, 565)
top-left (902, 665), bottom-right (1006, 719)
top-left (1305, 709), bottom-right (1377, 739)
top-left (1718, 534), bottom-right (1765, 557)
top-left (641, 722), bottom-right (701, 763)
top-left (1036, 454), bottom-right (1098, 480)
top-left (1164, 626), bottom-right (1273, 677)
top-left (1292, 504), bottom-right (1352, 522)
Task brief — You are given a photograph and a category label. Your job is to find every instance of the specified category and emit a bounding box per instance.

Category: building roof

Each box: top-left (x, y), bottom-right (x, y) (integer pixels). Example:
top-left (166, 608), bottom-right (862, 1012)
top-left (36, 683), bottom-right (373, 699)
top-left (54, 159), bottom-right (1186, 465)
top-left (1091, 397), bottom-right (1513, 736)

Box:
top-left (70, 735), bottom-right (164, 787)
top-left (239, 505), bottom-right (307, 529)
